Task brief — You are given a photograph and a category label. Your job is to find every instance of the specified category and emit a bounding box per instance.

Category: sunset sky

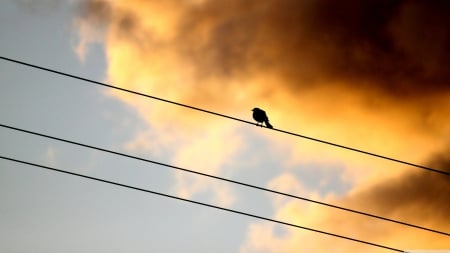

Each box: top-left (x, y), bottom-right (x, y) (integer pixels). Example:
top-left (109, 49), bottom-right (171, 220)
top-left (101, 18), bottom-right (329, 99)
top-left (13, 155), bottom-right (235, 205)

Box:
top-left (1, 0), bottom-right (449, 252)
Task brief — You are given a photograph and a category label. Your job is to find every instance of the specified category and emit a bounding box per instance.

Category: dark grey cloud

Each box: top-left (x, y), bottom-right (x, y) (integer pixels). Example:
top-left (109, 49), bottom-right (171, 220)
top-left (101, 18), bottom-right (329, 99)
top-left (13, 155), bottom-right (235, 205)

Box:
top-left (78, 0), bottom-right (450, 98)
top-left (348, 148), bottom-right (450, 227)
top-left (178, 0), bottom-right (450, 97)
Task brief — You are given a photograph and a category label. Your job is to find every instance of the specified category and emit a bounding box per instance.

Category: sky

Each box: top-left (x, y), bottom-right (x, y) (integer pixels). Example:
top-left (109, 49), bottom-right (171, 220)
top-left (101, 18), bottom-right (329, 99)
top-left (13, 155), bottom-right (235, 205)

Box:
top-left (0, 0), bottom-right (449, 252)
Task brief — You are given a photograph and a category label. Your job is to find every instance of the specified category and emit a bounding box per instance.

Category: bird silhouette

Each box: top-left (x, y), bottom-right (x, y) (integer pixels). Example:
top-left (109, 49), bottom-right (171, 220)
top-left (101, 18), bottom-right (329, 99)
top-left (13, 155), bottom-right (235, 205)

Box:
top-left (252, 107), bottom-right (273, 129)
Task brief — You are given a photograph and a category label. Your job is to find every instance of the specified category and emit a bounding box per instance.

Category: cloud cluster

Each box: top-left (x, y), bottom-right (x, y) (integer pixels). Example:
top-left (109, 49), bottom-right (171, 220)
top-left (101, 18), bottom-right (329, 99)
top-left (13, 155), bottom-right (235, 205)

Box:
top-left (79, 0), bottom-right (450, 94)
top-left (176, 0), bottom-right (450, 100)
top-left (241, 150), bottom-right (450, 252)
top-left (75, 0), bottom-right (450, 148)
top-left (74, 0), bottom-right (450, 250)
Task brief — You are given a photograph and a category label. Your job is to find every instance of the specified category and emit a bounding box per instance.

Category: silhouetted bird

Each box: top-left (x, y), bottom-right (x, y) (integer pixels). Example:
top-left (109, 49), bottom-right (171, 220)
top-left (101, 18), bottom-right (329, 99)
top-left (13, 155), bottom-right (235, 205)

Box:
top-left (252, 107), bottom-right (273, 129)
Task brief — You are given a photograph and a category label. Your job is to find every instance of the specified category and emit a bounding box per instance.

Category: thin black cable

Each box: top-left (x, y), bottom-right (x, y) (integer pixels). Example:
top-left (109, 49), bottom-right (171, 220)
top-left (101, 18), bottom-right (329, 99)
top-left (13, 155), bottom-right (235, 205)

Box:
top-left (0, 56), bottom-right (447, 177)
top-left (0, 155), bottom-right (403, 252)
top-left (1, 123), bottom-right (447, 237)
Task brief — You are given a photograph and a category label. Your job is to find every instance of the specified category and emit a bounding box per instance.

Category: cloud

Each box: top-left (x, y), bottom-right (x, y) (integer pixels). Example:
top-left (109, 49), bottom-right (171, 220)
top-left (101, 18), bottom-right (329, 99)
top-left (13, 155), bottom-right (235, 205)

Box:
top-left (44, 146), bottom-right (57, 167)
top-left (267, 173), bottom-right (306, 207)
top-left (170, 124), bottom-right (244, 206)
top-left (345, 149), bottom-right (450, 223)
top-left (241, 149), bottom-right (450, 252)
top-left (182, 0), bottom-right (450, 96)
top-left (72, 19), bottom-right (103, 62)
top-left (75, 0), bottom-right (450, 146)
top-left (74, 1), bottom-right (450, 249)
top-left (72, 0), bottom-right (113, 62)
top-left (82, 0), bottom-right (450, 94)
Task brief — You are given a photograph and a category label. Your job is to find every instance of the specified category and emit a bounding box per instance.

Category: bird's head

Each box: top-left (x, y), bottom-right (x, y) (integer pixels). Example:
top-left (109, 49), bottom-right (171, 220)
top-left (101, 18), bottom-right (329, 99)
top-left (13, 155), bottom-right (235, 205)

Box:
top-left (251, 107), bottom-right (259, 111)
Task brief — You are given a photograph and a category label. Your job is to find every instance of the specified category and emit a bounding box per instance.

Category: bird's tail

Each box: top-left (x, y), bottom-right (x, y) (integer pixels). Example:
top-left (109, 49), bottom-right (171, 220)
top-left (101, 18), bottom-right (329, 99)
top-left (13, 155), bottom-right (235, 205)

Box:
top-left (264, 121), bottom-right (273, 129)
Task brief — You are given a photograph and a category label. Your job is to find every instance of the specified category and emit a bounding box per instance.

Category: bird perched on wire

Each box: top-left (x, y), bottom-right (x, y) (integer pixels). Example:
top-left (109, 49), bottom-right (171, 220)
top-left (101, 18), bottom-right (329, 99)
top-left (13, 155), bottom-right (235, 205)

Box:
top-left (252, 107), bottom-right (273, 129)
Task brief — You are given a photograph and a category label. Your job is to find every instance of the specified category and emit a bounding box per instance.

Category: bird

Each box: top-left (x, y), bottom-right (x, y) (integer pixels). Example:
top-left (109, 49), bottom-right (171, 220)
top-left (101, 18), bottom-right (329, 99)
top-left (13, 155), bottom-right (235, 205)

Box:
top-left (252, 107), bottom-right (273, 129)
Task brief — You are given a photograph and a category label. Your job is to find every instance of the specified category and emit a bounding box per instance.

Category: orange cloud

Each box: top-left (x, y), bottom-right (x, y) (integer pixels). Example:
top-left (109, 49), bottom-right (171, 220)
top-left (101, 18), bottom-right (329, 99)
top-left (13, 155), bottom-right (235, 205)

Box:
top-left (242, 152), bottom-right (450, 252)
top-left (75, 0), bottom-right (450, 250)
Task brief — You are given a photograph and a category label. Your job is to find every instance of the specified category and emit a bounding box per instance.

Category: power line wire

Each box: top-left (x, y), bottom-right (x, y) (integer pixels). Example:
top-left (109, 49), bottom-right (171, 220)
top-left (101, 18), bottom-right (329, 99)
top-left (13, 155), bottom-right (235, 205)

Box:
top-left (0, 55), bottom-right (448, 177)
top-left (1, 123), bottom-right (447, 236)
top-left (0, 155), bottom-right (404, 252)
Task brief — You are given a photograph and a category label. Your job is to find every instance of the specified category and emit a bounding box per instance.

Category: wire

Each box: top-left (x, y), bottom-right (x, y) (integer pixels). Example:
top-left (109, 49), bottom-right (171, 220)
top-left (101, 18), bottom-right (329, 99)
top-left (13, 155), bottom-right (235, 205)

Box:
top-left (0, 56), bottom-right (448, 177)
top-left (1, 123), bottom-right (447, 236)
top-left (0, 155), bottom-right (404, 252)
